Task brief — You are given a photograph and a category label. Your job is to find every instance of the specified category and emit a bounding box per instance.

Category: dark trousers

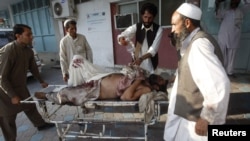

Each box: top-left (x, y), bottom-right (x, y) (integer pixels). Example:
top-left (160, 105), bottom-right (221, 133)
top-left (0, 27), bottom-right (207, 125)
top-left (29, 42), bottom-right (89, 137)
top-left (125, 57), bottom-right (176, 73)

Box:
top-left (0, 104), bottom-right (46, 141)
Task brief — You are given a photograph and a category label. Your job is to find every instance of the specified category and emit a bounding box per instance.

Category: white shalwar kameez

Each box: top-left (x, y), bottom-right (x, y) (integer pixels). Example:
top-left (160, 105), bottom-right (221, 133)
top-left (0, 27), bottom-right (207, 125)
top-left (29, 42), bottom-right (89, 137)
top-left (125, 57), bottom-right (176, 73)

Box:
top-left (59, 33), bottom-right (93, 77)
top-left (164, 28), bottom-right (230, 141)
top-left (216, 1), bottom-right (250, 74)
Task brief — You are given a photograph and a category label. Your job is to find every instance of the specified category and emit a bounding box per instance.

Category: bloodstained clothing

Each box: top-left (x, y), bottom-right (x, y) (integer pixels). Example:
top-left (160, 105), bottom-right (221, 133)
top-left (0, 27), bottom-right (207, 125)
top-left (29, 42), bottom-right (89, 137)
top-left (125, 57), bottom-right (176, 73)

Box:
top-left (46, 80), bottom-right (101, 106)
top-left (44, 67), bottom-right (145, 105)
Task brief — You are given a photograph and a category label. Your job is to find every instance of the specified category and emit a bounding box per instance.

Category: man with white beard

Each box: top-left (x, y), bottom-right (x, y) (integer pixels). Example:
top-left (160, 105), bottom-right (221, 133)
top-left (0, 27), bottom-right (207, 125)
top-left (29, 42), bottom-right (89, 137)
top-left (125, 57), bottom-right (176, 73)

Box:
top-left (164, 3), bottom-right (230, 141)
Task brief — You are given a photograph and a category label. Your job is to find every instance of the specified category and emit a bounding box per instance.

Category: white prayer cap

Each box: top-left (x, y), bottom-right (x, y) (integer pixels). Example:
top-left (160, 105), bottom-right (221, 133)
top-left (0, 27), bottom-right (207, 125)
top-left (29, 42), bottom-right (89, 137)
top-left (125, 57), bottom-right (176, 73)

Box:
top-left (63, 19), bottom-right (76, 27)
top-left (176, 3), bottom-right (202, 20)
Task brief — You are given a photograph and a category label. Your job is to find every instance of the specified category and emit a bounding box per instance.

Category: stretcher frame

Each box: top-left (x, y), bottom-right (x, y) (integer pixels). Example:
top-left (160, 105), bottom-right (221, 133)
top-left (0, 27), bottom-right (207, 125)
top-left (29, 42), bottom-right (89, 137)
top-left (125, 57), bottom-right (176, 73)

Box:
top-left (21, 85), bottom-right (168, 141)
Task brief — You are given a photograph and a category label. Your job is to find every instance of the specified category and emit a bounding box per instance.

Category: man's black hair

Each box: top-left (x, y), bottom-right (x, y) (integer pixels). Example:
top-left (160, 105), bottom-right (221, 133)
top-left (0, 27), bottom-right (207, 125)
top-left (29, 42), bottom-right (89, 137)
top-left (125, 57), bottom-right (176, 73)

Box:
top-left (140, 3), bottom-right (158, 17)
top-left (147, 74), bottom-right (169, 92)
top-left (147, 74), bottom-right (159, 86)
top-left (13, 24), bottom-right (31, 39)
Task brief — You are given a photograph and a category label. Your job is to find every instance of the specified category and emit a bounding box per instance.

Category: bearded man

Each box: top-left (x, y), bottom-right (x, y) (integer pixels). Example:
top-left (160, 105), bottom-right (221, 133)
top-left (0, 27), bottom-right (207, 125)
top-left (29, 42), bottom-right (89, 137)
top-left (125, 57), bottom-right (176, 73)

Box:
top-left (117, 2), bottom-right (163, 74)
top-left (163, 3), bottom-right (230, 141)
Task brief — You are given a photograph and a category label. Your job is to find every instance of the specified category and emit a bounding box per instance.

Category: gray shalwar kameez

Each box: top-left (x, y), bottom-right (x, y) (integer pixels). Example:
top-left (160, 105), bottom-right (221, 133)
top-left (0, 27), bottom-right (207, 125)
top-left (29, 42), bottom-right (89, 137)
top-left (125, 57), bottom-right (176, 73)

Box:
top-left (0, 41), bottom-right (47, 141)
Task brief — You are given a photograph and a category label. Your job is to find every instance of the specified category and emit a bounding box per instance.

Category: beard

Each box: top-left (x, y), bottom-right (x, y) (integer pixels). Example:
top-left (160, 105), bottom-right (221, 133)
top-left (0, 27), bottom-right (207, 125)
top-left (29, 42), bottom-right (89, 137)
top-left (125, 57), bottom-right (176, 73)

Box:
top-left (26, 41), bottom-right (33, 47)
top-left (170, 25), bottom-right (190, 50)
top-left (168, 32), bottom-right (180, 49)
top-left (143, 22), bottom-right (153, 28)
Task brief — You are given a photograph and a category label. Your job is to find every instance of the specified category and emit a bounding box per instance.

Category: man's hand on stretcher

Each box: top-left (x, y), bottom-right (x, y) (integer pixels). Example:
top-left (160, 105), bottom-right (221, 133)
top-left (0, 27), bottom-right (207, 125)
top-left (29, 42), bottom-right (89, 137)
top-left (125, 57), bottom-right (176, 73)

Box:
top-left (11, 81), bottom-right (48, 105)
top-left (34, 92), bottom-right (48, 100)
top-left (11, 96), bottom-right (21, 105)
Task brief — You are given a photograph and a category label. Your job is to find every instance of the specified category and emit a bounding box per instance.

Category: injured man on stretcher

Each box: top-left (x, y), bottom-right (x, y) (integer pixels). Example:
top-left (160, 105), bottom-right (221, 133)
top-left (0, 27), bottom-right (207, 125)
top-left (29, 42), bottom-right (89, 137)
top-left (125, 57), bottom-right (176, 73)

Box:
top-left (35, 55), bottom-right (168, 106)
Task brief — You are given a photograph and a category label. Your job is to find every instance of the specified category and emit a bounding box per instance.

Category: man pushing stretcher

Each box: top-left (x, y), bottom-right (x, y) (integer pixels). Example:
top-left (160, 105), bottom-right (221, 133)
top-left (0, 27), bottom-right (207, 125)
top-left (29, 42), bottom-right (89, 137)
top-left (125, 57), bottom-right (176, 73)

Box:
top-left (35, 55), bottom-right (168, 106)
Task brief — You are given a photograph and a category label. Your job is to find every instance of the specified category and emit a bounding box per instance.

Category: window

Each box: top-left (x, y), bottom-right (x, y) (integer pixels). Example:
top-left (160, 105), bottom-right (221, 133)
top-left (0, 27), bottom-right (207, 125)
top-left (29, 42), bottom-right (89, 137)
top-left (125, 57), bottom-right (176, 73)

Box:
top-left (139, 0), bottom-right (188, 25)
top-left (119, 3), bottom-right (137, 14)
top-left (0, 10), bottom-right (11, 28)
top-left (23, 0), bottom-right (31, 11)
top-left (161, 0), bottom-right (185, 26)
top-left (37, 0), bottom-right (44, 8)
top-left (11, 5), bottom-right (17, 15)
top-left (116, 2), bottom-right (138, 29)
top-left (114, 13), bottom-right (137, 29)
top-left (17, 2), bottom-right (24, 13)
top-left (117, 0), bottom-right (186, 26)
top-left (0, 30), bottom-right (14, 48)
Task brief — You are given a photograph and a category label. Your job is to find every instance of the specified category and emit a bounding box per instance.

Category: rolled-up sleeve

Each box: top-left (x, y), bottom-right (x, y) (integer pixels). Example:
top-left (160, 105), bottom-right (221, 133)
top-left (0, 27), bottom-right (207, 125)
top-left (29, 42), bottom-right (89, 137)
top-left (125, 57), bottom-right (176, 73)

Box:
top-left (117, 24), bottom-right (137, 45)
top-left (147, 26), bottom-right (163, 56)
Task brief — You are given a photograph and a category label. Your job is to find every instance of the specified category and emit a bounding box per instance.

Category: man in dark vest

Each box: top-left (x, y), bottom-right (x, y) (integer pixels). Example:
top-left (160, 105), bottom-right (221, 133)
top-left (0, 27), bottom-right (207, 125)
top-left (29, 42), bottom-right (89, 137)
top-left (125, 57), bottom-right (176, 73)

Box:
top-left (164, 3), bottom-right (230, 141)
top-left (118, 2), bottom-right (163, 74)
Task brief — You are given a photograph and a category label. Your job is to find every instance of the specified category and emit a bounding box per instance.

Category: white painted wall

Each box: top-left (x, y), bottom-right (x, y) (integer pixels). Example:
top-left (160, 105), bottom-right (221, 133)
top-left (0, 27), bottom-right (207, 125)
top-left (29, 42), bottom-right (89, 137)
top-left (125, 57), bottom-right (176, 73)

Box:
top-left (55, 0), bottom-right (119, 67)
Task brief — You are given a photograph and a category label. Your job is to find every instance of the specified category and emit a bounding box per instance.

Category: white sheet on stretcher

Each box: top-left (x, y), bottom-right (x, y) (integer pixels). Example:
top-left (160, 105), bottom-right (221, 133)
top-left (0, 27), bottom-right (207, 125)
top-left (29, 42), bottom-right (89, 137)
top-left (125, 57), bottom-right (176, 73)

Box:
top-left (67, 55), bottom-right (148, 87)
top-left (67, 55), bottom-right (115, 87)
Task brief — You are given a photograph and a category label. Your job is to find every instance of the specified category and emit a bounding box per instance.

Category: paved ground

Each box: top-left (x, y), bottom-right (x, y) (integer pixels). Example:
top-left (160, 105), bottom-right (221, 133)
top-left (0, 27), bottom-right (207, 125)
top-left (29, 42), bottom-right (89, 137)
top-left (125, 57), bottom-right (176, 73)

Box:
top-left (0, 66), bottom-right (250, 141)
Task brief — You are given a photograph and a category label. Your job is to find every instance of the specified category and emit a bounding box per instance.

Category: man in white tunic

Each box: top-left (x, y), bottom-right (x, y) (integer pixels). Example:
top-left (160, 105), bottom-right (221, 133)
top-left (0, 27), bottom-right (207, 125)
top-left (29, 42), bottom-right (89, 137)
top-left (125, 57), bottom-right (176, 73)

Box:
top-left (164, 3), bottom-right (230, 141)
top-left (59, 19), bottom-right (93, 82)
top-left (215, 0), bottom-right (250, 77)
top-left (117, 3), bottom-right (163, 74)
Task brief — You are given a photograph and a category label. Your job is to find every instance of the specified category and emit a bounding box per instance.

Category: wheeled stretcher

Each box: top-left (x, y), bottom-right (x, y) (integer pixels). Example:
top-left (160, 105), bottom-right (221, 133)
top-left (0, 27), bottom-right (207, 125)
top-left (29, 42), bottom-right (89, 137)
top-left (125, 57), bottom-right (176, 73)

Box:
top-left (21, 85), bottom-right (168, 141)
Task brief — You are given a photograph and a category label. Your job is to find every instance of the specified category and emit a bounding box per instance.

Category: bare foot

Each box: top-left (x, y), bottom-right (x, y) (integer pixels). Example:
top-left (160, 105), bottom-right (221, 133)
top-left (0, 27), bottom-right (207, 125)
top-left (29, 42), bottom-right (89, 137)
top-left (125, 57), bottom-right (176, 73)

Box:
top-left (34, 92), bottom-right (47, 100)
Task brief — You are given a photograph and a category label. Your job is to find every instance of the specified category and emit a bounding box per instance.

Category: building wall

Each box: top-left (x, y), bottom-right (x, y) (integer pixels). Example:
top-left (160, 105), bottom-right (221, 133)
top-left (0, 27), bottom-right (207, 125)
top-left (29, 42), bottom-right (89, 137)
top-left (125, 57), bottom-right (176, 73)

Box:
top-left (53, 0), bottom-right (118, 68)
top-left (111, 3), bottom-right (178, 70)
top-left (52, 0), bottom-right (178, 70)
top-left (45, 0), bottom-right (250, 73)
top-left (4, 0), bottom-right (250, 73)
